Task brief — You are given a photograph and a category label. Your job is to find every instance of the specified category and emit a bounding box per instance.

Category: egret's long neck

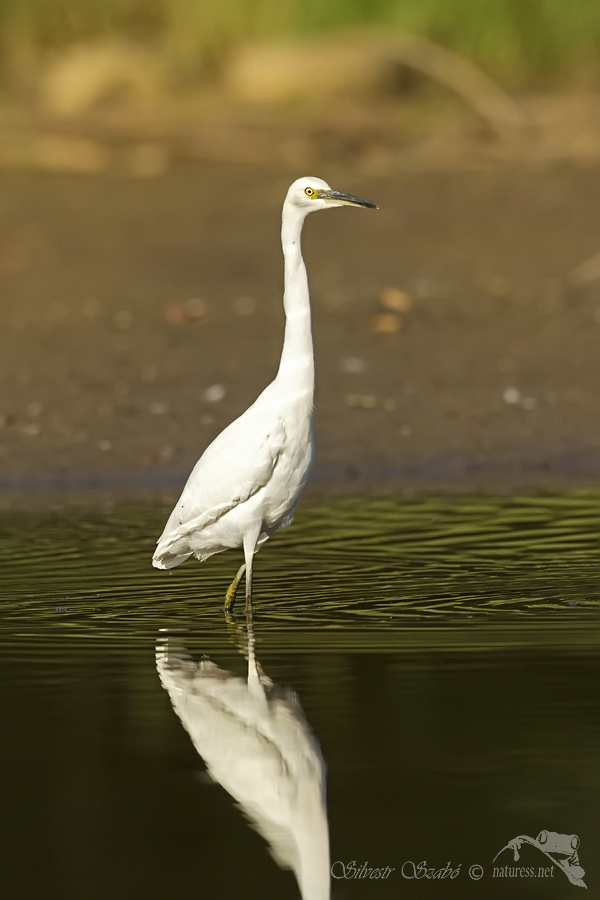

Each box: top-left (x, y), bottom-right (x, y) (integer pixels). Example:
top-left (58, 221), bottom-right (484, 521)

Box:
top-left (276, 205), bottom-right (314, 400)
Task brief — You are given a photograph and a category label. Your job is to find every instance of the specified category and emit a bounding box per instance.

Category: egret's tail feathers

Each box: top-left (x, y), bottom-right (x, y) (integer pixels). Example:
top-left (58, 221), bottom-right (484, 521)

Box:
top-left (153, 552), bottom-right (193, 570)
top-left (152, 549), bottom-right (193, 569)
top-left (153, 535), bottom-right (193, 570)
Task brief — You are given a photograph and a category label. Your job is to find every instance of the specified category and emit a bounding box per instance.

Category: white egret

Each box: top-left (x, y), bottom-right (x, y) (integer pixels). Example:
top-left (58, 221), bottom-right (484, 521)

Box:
top-left (152, 177), bottom-right (376, 610)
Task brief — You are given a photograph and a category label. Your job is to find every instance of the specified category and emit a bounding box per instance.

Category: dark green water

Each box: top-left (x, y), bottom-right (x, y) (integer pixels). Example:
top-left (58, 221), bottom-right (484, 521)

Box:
top-left (0, 493), bottom-right (598, 898)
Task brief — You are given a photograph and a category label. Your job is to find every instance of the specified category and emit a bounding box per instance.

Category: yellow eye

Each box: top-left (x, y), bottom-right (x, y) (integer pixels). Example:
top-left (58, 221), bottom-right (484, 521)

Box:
top-left (304, 187), bottom-right (315, 197)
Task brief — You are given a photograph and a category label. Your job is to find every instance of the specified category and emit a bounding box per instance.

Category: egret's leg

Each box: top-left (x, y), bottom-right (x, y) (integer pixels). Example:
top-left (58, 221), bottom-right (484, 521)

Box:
top-left (243, 528), bottom-right (260, 613)
top-left (244, 551), bottom-right (254, 613)
top-left (224, 563), bottom-right (246, 612)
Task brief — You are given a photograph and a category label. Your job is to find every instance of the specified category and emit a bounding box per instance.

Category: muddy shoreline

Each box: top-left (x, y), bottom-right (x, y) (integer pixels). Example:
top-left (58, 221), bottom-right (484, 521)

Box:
top-left (1, 159), bottom-right (599, 504)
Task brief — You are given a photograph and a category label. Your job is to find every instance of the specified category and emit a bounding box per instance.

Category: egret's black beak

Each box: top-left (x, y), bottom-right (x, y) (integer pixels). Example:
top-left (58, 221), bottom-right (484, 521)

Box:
top-left (319, 190), bottom-right (378, 209)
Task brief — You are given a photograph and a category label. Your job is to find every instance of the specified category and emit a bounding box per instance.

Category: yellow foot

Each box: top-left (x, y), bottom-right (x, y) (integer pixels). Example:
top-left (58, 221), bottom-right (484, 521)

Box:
top-left (224, 563), bottom-right (246, 613)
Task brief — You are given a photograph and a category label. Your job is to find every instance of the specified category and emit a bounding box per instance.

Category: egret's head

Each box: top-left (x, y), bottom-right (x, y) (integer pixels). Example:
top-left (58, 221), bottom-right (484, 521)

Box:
top-left (285, 177), bottom-right (377, 215)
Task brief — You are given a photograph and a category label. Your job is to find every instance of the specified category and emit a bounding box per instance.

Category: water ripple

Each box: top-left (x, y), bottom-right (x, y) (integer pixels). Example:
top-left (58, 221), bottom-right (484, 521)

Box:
top-left (0, 492), bottom-right (597, 655)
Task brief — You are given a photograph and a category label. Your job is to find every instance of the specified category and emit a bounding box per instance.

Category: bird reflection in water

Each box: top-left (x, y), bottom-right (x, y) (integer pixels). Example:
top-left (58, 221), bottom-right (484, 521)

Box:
top-left (156, 614), bottom-right (330, 900)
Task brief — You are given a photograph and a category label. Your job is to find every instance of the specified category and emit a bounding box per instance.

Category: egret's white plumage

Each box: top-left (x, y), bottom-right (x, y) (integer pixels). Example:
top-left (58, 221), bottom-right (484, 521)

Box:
top-left (152, 176), bottom-right (376, 608)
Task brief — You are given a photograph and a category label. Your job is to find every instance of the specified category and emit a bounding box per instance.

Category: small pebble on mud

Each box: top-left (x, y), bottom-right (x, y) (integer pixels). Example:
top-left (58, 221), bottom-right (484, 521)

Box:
top-left (339, 357), bottom-right (365, 374)
top-left (370, 312), bottom-right (401, 333)
top-left (149, 401), bottom-right (169, 415)
top-left (184, 298), bottom-right (210, 321)
top-left (159, 445), bottom-right (175, 461)
top-left (345, 394), bottom-right (376, 408)
top-left (503, 387), bottom-right (521, 405)
top-left (379, 286), bottom-right (413, 312)
top-left (203, 383), bottom-right (226, 403)
top-left (98, 439), bottom-right (112, 451)
top-left (165, 298), bottom-right (210, 325)
top-left (165, 303), bottom-right (187, 326)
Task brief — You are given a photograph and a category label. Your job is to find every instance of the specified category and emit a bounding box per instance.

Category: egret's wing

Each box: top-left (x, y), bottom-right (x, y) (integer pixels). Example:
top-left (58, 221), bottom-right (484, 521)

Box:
top-left (154, 411), bottom-right (286, 559)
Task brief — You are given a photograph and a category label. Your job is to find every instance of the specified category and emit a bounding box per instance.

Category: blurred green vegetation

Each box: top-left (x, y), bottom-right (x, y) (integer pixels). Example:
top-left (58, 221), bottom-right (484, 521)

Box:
top-left (0, 0), bottom-right (600, 83)
top-left (3, 0), bottom-right (600, 83)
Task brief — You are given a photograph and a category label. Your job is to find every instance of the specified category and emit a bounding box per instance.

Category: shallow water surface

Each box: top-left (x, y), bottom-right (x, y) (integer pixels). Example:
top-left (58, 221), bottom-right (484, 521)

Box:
top-left (0, 493), bottom-right (598, 898)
